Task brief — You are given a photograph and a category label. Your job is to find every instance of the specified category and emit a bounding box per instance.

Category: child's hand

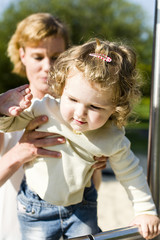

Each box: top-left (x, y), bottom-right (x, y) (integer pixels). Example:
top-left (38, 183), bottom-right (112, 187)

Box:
top-left (130, 214), bottom-right (160, 239)
top-left (0, 84), bottom-right (33, 116)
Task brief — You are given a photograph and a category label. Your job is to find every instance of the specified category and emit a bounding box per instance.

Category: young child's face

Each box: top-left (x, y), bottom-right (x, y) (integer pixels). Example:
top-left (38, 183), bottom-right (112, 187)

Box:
top-left (60, 69), bottom-right (115, 132)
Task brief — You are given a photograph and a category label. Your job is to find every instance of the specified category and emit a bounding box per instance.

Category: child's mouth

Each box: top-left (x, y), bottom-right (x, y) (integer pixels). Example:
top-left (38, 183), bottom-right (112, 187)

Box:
top-left (73, 119), bottom-right (87, 125)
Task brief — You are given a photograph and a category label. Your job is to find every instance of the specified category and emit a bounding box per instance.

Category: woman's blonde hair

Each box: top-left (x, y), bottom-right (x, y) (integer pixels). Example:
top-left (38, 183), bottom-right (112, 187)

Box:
top-left (49, 38), bottom-right (141, 128)
top-left (7, 13), bottom-right (69, 77)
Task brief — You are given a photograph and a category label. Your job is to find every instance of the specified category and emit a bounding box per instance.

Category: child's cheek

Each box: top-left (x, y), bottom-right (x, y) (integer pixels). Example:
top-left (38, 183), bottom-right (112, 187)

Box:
top-left (60, 105), bottom-right (72, 122)
top-left (91, 113), bottom-right (108, 129)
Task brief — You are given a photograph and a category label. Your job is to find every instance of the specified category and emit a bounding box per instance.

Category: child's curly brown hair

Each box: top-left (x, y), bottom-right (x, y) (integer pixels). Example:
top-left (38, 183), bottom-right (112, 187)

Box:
top-left (49, 38), bottom-right (142, 128)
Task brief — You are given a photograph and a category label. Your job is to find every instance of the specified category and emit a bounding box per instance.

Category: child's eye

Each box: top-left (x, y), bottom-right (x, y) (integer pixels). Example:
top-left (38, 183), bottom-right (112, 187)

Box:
top-left (90, 105), bottom-right (101, 110)
top-left (69, 97), bottom-right (77, 102)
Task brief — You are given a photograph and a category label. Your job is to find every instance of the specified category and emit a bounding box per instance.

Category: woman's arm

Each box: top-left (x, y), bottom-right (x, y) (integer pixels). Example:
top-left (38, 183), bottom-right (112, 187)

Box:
top-left (0, 115), bottom-right (65, 186)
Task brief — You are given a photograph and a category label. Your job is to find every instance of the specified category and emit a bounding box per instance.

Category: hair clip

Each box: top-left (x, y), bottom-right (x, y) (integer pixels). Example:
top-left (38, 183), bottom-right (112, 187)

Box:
top-left (89, 53), bottom-right (112, 62)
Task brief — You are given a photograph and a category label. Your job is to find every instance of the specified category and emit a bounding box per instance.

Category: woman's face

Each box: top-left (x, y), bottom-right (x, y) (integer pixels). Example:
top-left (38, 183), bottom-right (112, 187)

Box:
top-left (19, 36), bottom-right (66, 99)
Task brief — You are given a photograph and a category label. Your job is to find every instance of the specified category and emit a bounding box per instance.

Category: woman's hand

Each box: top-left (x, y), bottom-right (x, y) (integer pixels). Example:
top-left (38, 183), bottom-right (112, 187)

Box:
top-left (19, 115), bottom-right (66, 162)
top-left (0, 115), bottom-right (65, 186)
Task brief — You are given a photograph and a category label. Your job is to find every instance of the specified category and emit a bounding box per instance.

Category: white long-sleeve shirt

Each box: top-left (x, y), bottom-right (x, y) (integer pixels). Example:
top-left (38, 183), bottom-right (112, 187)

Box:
top-left (0, 94), bottom-right (157, 216)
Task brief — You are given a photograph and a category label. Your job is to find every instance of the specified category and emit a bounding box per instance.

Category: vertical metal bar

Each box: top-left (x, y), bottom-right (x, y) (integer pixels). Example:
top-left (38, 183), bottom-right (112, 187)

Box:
top-left (147, 0), bottom-right (160, 215)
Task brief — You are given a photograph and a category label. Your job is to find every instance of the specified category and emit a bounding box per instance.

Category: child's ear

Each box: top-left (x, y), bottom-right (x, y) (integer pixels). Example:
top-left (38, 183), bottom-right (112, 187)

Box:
top-left (19, 48), bottom-right (26, 66)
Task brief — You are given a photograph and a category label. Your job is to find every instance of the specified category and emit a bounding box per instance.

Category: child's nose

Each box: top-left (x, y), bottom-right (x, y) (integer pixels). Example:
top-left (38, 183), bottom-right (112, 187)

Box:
top-left (75, 104), bottom-right (87, 118)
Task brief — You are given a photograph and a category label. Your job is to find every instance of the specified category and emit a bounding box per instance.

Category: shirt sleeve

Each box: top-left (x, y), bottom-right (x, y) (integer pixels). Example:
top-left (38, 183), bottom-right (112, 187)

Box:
top-left (109, 134), bottom-right (157, 216)
top-left (0, 104), bottom-right (35, 133)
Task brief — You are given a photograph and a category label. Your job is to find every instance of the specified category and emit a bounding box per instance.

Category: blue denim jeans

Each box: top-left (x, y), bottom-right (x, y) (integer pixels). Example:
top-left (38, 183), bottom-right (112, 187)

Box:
top-left (17, 179), bottom-right (101, 240)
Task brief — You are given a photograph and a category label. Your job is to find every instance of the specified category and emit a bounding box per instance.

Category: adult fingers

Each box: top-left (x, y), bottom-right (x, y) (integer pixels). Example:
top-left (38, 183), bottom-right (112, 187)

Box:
top-left (26, 115), bottom-right (49, 131)
top-left (24, 129), bottom-right (64, 140)
top-left (31, 135), bottom-right (66, 147)
top-left (20, 129), bottom-right (66, 145)
top-left (36, 148), bottom-right (62, 158)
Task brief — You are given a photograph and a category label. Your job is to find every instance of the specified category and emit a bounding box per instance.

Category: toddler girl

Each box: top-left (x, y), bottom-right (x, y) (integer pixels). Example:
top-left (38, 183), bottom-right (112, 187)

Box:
top-left (0, 39), bottom-right (160, 239)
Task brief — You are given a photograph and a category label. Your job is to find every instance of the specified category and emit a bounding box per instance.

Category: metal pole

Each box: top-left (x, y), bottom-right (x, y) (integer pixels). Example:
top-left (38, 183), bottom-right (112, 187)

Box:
top-left (147, 0), bottom-right (160, 215)
top-left (68, 226), bottom-right (143, 240)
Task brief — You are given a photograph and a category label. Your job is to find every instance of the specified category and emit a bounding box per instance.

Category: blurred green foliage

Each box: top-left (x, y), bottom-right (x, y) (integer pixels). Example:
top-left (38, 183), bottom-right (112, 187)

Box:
top-left (128, 97), bottom-right (150, 129)
top-left (0, 0), bottom-right (153, 96)
top-left (126, 97), bottom-right (150, 155)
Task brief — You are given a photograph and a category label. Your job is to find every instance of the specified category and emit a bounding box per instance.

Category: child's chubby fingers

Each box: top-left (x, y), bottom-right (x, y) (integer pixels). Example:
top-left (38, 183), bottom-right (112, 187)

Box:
top-left (140, 223), bottom-right (149, 239)
top-left (148, 221), bottom-right (160, 239)
top-left (19, 85), bottom-right (32, 100)
top-left (17, 84), bottom-right (32, 100)
top-left (141, 217), bottom-right (160, 239)
top-left (8, 106), bottom-right (22, 116)
top-left (19, 87), bottom-right (33, 110)
top-left (134, 223), bottom-right (156, 239)
top-left (23, 92), bottom-right (33, 107)
top-left (20, 97), bottom-right (32, 110)
top-left (21, 87), bottom-right (32, 96)
top-left (9, 102), bottom-right (31, 115)
top-left (17, 84), bottom-right (30, 93)
top-left (25, 92), bottom-right (33, 100)
top-left (130, 214), bottom-right (160, 239)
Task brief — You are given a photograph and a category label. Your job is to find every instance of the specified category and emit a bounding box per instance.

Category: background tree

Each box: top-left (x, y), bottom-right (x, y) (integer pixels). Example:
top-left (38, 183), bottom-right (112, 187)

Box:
top-left (0, 0), bottom-right (153, 96)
